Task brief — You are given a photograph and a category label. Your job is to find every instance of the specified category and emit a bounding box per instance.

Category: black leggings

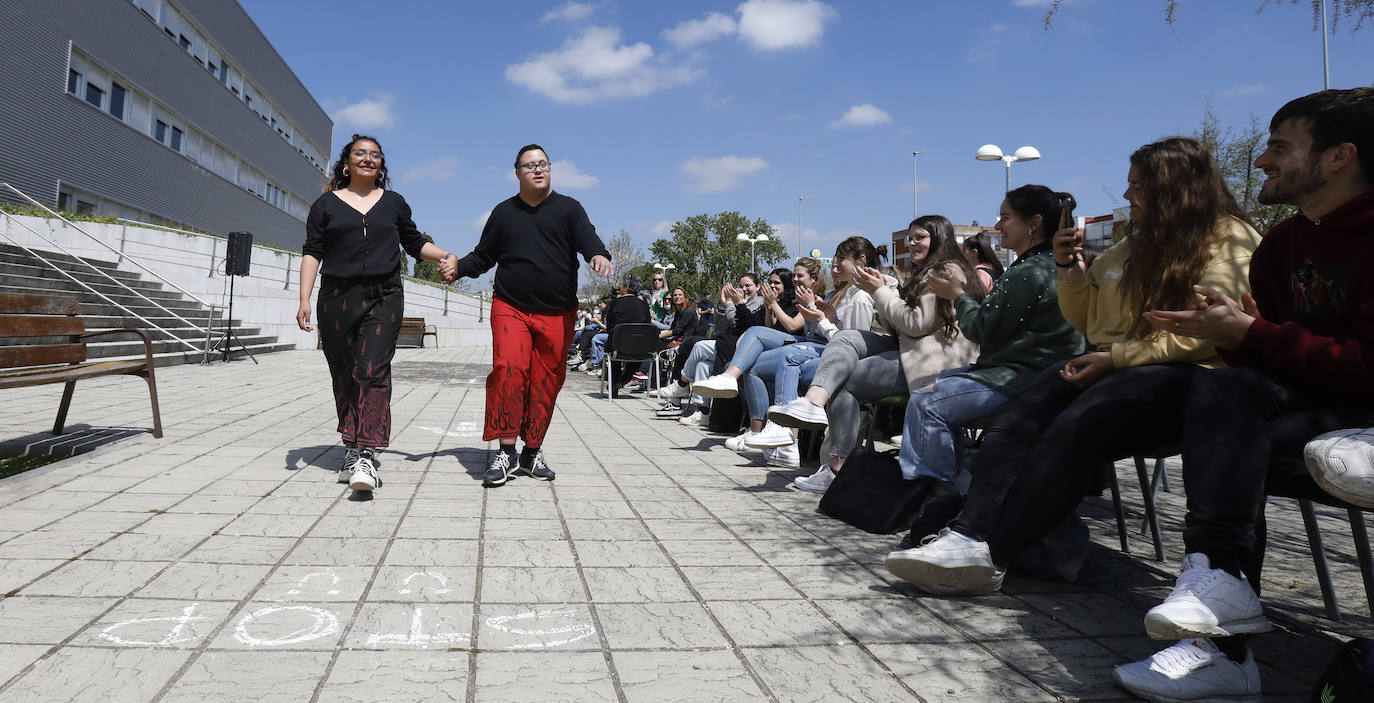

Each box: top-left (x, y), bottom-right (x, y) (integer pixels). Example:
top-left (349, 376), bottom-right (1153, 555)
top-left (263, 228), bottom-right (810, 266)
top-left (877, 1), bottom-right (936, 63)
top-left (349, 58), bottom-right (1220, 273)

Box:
top-left (316, 268), bottom-right (404, 448)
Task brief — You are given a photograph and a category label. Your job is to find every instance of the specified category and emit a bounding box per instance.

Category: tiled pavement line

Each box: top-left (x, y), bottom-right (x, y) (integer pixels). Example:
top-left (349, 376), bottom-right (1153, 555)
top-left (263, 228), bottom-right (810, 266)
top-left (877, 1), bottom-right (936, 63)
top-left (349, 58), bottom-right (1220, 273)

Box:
top-left (0, 420), bottom-right (341, 696)
top-left (307, 383), bottom-right (469, 703)
top-left (552, 392), bottom-right (942, 701)
top-left (462, 452), bottom-right (489, 703)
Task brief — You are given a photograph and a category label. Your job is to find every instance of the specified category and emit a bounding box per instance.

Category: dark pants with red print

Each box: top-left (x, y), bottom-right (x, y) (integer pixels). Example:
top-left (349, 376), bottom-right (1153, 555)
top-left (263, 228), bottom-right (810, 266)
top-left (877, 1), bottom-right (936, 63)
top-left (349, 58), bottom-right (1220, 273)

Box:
top-left (485, 296), bottom-right (577, 447)
top-left (317, 268), bottom-right (404, 449)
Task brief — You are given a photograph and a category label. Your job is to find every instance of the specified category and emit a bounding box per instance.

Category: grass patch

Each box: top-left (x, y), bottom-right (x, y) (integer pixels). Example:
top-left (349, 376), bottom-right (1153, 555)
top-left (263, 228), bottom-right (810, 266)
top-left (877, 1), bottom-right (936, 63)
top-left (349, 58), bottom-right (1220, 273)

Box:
top-left (0, 454), bottom-right (63, 480)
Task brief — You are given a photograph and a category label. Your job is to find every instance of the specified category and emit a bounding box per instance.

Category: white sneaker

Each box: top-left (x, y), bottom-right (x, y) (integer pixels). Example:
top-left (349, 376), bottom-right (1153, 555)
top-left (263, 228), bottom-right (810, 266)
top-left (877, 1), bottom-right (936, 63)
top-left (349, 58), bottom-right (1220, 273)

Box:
top-left (1112, 638), bottom-right (1261, 703)
top-left (1305, 427), bottom-right (1374, 509)
top-left (659, 381), bottom-right (691, 399)
top-left (724, 430), bottom-right (756, 452)
top-left (678, 410), bottom-right (709, 427)
top-left (768, 398), bottom-right (829, 429)
top-left (348, 450), bottom-right (381, 492)
top-left (655, 402), bottom-right (683, 417)
top-left (884, 528), bottom-right (1004, 595)
top-left (1144, 553), bottom-right (1271, 640)
top-left (764, 442), bottom-right (800, 468)
top-left (746, 421), bottom-right (794, 448)
top-left (691, 374), bottom-right (739, 399)
top-left (793, 465), bottom-right (834, 493)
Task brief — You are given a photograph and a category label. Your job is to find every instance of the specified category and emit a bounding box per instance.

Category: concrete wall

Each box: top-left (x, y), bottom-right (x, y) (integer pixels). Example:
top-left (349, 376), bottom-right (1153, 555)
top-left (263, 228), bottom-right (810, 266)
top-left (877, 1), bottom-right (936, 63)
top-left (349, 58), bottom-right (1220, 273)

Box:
top-left (1, 213), bottom-right (492, 348)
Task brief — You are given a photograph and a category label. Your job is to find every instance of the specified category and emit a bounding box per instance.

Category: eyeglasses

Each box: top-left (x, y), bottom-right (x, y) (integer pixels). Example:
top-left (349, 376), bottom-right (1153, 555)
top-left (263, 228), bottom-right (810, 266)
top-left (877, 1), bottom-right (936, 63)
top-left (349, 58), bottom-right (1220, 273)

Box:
top-left (351, 149), bottom-right (383, 160)
top-left (516, 160), bottom-right (551, 172)
top-left (652, 277), bottom-right (663, 281)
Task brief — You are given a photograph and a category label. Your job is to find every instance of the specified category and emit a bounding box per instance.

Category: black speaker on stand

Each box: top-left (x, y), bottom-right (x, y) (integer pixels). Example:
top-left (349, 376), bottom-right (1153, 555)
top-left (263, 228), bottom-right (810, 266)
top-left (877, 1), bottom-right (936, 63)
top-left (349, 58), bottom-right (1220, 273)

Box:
top-left (208, 231), bottom-right (258, 364)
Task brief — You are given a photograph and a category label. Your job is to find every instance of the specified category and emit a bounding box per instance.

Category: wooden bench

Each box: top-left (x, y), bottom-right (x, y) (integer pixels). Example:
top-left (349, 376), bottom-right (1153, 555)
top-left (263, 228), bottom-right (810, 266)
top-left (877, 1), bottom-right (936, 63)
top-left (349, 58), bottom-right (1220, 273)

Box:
top-left (0, 293), bottom-right (162, 439)
top-left (400, 317), bottom-right (438, 348)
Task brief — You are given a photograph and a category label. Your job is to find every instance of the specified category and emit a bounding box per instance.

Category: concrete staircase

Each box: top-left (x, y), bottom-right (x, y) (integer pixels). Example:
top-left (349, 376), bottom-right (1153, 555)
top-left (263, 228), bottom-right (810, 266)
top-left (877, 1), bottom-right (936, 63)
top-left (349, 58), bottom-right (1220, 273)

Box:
top-left (0, 244), bottom-right (294, 367)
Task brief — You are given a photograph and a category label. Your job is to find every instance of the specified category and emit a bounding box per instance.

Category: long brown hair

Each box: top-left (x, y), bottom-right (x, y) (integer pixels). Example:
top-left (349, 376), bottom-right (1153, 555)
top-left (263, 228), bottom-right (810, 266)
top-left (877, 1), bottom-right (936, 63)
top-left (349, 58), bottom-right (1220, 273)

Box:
top-left (899, 215), bottom-right (983, 341)
top-left (1120, 137), bottom-right (1250, 338)
top-left (670, 286), bottom-right (695, 312)
top-left (326, 134), bottom-right (390, 192)
top-left (795, 257), bottom-right (826, 298)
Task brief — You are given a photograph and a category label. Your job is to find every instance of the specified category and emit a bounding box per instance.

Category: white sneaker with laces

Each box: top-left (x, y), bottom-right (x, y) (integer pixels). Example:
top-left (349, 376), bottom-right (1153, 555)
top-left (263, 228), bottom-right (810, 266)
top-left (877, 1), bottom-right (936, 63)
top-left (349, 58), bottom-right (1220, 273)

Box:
top-left (884, 528), bottom-right (1004, 595)
top-left (655, 401), bottom-right (683, 417)
top-left (1305, 428), bottom-right (1374, 508)
top-left (764, 442), bottom-right (800, 468)
top-left (349, 450), bottom-right (381, 492)
top-left (678, 410), bottom-right (708, 427)
top-left (659, 382), bottom-right (691, 399)
top-left (768, 398), bottom-right (829, 429)
top-left (793, 465), bottom-right (834, 493)
top-left (1144, 553), bottom-right (1271, 640)
top-left (1112, 638), bottom-right (1261, 703)
top-left (724, 430), bottom-right (755, 452)
top-left (692, 374), bottom-right (739, 399)
top-left (746, 421), bottom-right (794, 448)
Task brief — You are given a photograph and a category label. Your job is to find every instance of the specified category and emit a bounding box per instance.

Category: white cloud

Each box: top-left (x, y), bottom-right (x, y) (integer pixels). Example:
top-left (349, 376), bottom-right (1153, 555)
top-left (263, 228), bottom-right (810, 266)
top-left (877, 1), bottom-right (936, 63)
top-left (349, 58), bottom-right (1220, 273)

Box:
top-left (831, 103), bottom-right (892, 128)
top-left (737, 0), bottom-right (836, 51)
top-left (331, 95), bottom-right (397, 130)
top-left (682, 156), bottom-right (768, 193)
top-left (540, 2), bottom-right (596, 23)
top-left (471, 209), bottom-right (492, 231)
top-left (399, 156), bottom-right (459, 183)
top-left (663, 12), bottom-right (737, 48)
top-left (505, 26), bottom-right (702, 103)
top-left (651, 220), bottom-right (675, 236)
top-left (771, 222), bottom-right (821, 247)
top-left (504, 160), bottom-right (600, 189)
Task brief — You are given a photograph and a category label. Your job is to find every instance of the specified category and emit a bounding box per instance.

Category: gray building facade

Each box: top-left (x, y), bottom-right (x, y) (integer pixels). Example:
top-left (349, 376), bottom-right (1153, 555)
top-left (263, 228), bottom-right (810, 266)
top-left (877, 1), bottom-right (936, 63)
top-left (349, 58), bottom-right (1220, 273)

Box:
top-left (0, 0), bottom-right (331, 250)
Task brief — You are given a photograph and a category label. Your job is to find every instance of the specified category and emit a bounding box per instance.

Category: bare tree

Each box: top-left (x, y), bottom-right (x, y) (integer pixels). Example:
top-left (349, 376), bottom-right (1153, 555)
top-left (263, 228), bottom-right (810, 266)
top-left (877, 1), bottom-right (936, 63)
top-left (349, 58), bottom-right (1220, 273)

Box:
top-left (1042, 0), bottom-right (1372, 32)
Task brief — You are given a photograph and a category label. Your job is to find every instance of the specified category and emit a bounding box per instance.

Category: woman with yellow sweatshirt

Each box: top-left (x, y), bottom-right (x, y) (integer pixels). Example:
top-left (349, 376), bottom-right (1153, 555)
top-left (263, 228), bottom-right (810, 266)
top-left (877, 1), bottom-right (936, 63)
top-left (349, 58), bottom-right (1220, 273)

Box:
top-left (885, 137), bottom-right (1261, 596)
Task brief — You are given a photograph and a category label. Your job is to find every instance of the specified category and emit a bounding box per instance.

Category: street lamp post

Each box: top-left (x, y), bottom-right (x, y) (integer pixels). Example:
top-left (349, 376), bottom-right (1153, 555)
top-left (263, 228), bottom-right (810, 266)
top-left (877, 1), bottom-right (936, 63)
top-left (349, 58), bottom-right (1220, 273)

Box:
top-left (797, 195), bottom-right (807, 259)
top-left (912, 150), bottom-right (924, 219)
top-left (737, 233), bottom-right (769, 273)
top-left (975, 144), bottom-right (1041, 194)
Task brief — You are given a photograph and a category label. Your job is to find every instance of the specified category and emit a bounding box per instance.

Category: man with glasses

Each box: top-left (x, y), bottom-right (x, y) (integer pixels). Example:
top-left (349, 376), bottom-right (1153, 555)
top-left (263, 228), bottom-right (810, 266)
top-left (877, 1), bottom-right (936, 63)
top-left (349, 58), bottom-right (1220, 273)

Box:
top-left (441, 144), bottom-right (613, 487)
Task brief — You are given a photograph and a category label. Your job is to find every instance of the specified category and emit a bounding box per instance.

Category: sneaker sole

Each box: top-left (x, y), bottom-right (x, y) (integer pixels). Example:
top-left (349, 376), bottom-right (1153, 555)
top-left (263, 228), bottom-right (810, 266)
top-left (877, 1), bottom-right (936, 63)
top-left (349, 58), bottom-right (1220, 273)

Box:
top-left (519, 468), bottom-right (555, 481)
top-left (349, 478), bottom-right (377, 492)
top-left (745, 436), bottom-right (794, 449)
top-left (792, 478), bottom-right (830, 493)
top-left (884, 553), bottom-right (1000, 596)
top-left (1143, 612), bottom-right (1273, 640)
top-left (483, 474), bottom-right (509, 488)
top-left (1109, 668), bottom-right (1262, 703)
top-left (766, 457), bottom-right (801, 468)
top-left (691, 385), bottom-right (739, 399)
top-left (767, 408), bottom-right (828, 430)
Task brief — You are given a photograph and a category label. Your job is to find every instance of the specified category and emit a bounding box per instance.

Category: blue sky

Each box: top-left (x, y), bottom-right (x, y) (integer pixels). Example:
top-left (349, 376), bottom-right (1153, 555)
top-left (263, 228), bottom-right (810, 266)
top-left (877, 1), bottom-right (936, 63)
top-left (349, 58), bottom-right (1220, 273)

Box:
top-left (241, 0), bottom-right (1373, 266)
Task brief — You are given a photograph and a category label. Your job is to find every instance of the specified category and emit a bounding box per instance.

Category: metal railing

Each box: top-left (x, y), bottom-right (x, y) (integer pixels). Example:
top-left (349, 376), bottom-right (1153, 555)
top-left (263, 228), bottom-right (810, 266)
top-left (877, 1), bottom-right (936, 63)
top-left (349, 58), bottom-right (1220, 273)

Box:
top-left (1, 183), bottom-right (211, 354)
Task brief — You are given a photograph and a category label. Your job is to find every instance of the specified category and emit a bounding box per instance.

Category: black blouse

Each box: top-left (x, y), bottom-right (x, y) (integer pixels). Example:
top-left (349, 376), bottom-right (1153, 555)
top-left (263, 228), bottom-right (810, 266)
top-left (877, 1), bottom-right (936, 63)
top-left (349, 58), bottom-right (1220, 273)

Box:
top-left (303, 190), bottom-right (427, 279)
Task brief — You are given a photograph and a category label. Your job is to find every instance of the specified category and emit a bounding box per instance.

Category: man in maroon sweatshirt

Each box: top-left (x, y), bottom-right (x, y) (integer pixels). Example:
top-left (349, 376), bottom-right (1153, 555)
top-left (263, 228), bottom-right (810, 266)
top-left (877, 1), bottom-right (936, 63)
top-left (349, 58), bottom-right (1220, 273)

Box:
top-left (1115, 87), bottom-right (1374, 702)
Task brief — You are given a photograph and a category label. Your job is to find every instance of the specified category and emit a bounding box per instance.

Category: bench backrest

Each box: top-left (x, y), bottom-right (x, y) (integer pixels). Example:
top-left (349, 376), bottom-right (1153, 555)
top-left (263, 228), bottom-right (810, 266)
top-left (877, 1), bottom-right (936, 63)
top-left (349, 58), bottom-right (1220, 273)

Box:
top-left (0, 293), bottom-right (86, 369)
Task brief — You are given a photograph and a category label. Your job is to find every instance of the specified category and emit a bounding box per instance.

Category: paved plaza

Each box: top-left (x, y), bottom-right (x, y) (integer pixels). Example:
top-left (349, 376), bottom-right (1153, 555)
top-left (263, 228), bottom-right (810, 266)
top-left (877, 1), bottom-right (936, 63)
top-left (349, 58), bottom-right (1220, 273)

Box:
top-left (0, 347), bottom-right (1368, 702)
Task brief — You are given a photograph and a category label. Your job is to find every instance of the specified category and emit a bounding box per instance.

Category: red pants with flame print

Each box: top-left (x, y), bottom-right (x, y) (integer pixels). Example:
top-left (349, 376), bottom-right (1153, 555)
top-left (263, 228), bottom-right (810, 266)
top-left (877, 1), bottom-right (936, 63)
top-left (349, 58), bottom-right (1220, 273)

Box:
top-left (485, 297), bottom-right (576, 447)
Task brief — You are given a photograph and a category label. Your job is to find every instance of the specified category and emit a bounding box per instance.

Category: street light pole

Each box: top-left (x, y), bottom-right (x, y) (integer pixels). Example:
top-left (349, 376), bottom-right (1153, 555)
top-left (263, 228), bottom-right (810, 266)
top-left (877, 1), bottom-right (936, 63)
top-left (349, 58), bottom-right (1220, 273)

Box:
top-left (976, 144), bottom-right (1041, 196)
top-left (797, 195), bottom-right (807, 259)
top-left (912, 150), bottom-right (924, 219)
top-left (1321, 0), bottom-right (1331, 89)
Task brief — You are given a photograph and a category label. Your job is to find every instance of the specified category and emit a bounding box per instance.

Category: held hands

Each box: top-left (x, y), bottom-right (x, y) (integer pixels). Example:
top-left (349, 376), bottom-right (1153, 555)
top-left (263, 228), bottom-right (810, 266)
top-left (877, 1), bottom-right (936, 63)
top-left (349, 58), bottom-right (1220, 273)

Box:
top-left (1059, 351), bottom-right (1115, 388)
top-left (1052, 226), bottom-right (1086, 274)
top-left (851, 266), bottom-right (885, 294)
top-left (589, 255), bottom-right (614, 277)
top-left (296, 301), bottom-right (313, 332)
top-left (1142, 285), bottom-right (1258, 350)
top-left (437, 253), bottom-right (458, 284)
top-left (923, 266), bottom-right (965, 300)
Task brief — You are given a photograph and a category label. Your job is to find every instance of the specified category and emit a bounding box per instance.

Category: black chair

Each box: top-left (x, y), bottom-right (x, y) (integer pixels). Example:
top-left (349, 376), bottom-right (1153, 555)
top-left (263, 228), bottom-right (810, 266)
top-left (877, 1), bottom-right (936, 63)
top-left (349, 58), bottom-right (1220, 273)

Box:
top-left (603, 323), bottom-right (659, 400)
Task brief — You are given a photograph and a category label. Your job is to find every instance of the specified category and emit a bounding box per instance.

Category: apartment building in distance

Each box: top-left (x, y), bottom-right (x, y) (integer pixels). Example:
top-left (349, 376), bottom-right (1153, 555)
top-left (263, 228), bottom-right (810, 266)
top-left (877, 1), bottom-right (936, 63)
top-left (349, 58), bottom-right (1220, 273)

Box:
top-left (0, 0), bottom-right (331, 249)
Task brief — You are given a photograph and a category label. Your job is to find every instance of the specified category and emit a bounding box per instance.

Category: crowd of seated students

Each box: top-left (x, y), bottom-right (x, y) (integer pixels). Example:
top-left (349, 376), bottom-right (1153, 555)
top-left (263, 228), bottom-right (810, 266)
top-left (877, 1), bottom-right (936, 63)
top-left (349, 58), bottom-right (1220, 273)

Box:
top-left (632, 87), bottom-right (1374, 703)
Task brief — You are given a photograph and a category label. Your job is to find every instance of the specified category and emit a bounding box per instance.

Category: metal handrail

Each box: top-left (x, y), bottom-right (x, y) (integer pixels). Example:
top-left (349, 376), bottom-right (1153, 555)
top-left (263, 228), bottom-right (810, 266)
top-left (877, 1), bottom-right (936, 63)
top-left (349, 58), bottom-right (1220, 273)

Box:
top-left (4, 183), bottom-right (211, 308)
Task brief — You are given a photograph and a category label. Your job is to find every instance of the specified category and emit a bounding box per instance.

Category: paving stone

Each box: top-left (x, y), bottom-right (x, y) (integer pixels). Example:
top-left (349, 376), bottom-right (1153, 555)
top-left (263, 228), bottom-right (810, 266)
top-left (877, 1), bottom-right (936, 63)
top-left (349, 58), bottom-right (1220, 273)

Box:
top-left (21, 559), bottom-right (168, 598)
top-left (742, 644), bottom-right (916, 702)
top-left (582, 567), bottom-right (694, 603)
top-left (0, 646), bottom-right (192, 702)
top-left (869, 642), bottom-right (1054, 703)
top-left (161, 651), bottom-right (332, 702)
top-left (982, 637), bottom-right (1131, 701)
top-left (137, 562), bottom-right (273, 601)
top-left (707, 600), bottom-right (850, 647)
top-left (571, 540), bottom-right (672, 568)
top-left (659, 539), bottom-right (766, 567)
top-left (681, 565), bottom-right (799, 600)
top-left (0, 559), bottom-right (66, 594)
top-left (471, 651), bottom-right (616, 702)
top-left (383, 539), bottom-right (479, 567)
top-left (0, 596), bottom-right (116, 644)
top-left (597, 602), bottom-right (731, 650)
top-left (182, 535), bottom-right (299, 565)
top-left (476, 603), bottom-right (600, 651)
top-left (317, 650), bottom-right (468, 702)
top-left (481, 538), bottom-right (577, 567)
top-left (0, 645), bottom-right (53, 688)
top-left (815, 599), bottom-right (966, 644)
top-left (479, 567), bottom-right (587, 603)
top-left (256, 565), bottom-right (373, 602)
top-left (285, 537), bottom-right (388, 566)
top-left (345, 602), bottom-right (474, 650)
top-left (371, 565), bottom-right (476, 602)
top-left (0, 530), bottom-right (117, 560)
top-left (72, 599), bottom-right (237, 649)
top-left (614, 649), bottom-right (765, 702)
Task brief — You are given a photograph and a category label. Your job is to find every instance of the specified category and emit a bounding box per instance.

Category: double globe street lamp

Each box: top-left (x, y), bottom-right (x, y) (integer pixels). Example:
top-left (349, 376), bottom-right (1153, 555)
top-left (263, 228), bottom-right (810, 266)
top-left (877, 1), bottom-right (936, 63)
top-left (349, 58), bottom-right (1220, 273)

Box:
top-left (737, 233), bottom-right (770, 273)
top-left (975, 144), bottom-right (1041, 194)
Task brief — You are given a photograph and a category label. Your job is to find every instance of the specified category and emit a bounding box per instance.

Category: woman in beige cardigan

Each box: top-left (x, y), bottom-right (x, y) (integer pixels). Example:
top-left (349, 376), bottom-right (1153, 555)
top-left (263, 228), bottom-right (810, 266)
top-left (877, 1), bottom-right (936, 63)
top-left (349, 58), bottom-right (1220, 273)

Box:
top-left (770, 215), bottom-right (983, 492)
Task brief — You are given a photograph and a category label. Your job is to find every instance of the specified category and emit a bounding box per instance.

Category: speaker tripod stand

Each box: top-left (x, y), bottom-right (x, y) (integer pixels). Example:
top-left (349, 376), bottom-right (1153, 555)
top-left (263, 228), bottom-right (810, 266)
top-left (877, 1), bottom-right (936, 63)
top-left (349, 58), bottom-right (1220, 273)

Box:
top-left (207, 273), bottom-right (257, 364)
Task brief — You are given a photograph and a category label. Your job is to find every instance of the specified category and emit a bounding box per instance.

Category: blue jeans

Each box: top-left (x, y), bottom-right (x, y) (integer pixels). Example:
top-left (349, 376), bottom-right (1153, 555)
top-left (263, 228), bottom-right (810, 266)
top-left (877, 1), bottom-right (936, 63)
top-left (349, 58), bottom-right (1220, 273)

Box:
top-left (898, 369), bottom-right (1008, 485)
top-left (741, 346), bottom-right (802, 420)
top-left (684, 340), bottom-right (716, 406)
top-left (769, 343), bottom-right (824, 407)
top-left (727, 326), bottom-right (805, 374)
top-left (588, 333), bottom-right (608, 365)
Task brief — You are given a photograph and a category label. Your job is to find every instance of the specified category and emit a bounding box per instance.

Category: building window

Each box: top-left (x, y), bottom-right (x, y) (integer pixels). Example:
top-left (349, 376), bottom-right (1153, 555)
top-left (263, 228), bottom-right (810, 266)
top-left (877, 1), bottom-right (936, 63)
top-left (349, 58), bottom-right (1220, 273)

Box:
top-left (219, 63), bottom-right (228, 84)
top-left (109, 83), bottom-right (126, 120)
top-left (67, 68), bottom-right (81, 94)
top-left (170, 127), bottom-right (183, 152)
top-left (207, 61), bottom-right (216, 74)
top-left (155, 119), bottom-right (167, 143)
top-left (58, 192), bottom-right (70, 211)
top-left (84, 82), bottom-right (104, 108)
top-left (76, 200), bottom-right (95, 215)
top-left (178, 34), bottom-right (190, 51)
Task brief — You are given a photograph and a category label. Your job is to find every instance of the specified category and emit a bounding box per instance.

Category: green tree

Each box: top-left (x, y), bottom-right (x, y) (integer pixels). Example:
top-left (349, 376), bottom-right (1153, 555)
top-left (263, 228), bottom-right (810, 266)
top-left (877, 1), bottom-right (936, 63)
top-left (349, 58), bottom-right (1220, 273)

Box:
top-left (580, 229), bottom-right (646, 300)
top-left (648, 212), bottom-right (787, 303)
top-left (1193, 102), bottom-right (1297, 233)
top-left (412, 233), bottom-right (441, 283)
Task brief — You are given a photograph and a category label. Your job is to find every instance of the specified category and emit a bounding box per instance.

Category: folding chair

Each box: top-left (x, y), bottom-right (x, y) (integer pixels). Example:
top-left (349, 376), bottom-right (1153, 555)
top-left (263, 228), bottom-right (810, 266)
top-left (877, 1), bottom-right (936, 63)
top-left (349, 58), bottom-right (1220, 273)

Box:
top-left (602, 323), bottom-right (659, 400)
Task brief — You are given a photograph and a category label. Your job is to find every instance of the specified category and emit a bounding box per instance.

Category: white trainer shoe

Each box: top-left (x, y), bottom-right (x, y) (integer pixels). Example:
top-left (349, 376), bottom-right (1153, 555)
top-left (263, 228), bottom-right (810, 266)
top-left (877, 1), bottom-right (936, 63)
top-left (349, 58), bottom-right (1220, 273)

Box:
top-left (1144, 553), bottom-right (1272, 640)
top-left (884, 528), bottom-right (1004, 595)
top-left (348, 450), bottom-right (381, 492)
top-left (724, 430), bottom-right (756, 452)
top-left (1112, 638), bottom-right (1261, 703)
top-left (768, 398), bottom-right (829, 430)
top-left (678, 410), bottom-right (709, 428)
top-left (1305, 427), bottom-right (1374, 509)
top-left (746, 421), bottom-right (795, 448)
top-left (793, 465), bottom-right (834, 493)
top-left (764, 442), bottom-right (800, 468)
top-left (691, 374), bottom-right (739, 399)
top-left (659, 381), bottom-right (692, 399)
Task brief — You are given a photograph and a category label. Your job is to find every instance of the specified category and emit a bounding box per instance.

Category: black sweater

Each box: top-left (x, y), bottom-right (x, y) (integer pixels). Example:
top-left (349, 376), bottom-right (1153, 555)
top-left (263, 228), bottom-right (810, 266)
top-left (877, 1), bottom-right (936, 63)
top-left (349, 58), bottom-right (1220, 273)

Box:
top-left (454, 191), bottom-right (610, 311)
top-left (303, 191), bottom-right (426, 278)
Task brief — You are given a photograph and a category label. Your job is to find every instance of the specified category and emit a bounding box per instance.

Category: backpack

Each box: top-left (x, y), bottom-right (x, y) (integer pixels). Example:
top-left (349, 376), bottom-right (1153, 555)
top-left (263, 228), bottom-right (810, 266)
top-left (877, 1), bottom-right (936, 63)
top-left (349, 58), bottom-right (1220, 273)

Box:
top-left (1312, 638), bottom-right (1374, 702)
